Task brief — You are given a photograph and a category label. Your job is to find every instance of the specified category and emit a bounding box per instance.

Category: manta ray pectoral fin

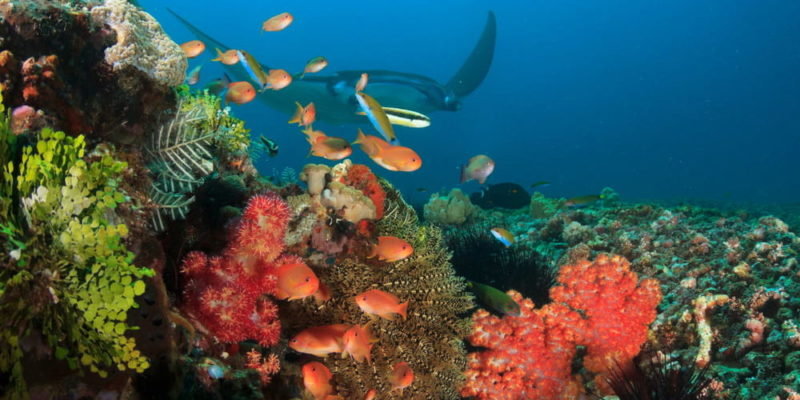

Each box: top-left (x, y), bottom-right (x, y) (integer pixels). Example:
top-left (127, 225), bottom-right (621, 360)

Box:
top-left (445, 11), bottom-right (497, 99)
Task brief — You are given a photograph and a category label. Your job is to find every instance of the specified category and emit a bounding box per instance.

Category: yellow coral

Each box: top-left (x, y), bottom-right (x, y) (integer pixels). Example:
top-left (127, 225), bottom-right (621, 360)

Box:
top-left (423, 188), bottom-right (475, 225)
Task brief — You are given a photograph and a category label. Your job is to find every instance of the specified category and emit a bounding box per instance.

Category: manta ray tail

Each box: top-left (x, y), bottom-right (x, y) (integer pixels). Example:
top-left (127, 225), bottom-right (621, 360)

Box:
top-left (445, 11), bottom-right (497, 98)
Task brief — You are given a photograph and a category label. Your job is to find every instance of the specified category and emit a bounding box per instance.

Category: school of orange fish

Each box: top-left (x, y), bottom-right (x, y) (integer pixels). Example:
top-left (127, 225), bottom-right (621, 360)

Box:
top-left (179, 12), bottom-right (506, 399)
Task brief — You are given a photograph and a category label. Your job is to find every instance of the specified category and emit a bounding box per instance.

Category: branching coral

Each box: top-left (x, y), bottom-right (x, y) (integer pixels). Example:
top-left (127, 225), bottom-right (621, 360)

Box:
top-left (179, 193), bottom-right (289, 346)
top-left (281, 181), bottom-right (473, 399)
top-left (463, 254), bottom-right (662, 399)
top-left (0, 117), bottom-right (152, 396)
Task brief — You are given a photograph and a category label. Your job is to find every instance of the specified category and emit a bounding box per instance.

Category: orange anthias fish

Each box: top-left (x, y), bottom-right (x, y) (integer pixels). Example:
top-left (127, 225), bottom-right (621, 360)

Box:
top-left (302, 56), bottom-right (329, 78)
top-left (274, 262), bottom-right (320, 300)
top-left (355, 72), bottom-right (368, 92)
top-left (212, 48), bottom-right (239, 65)
top-left (303, 128), bottom-right (352, 160)
top-left (389, 361), bottom-right (414, 394)
top-left (289, 102), bottom-right (316, 127)
top-left (262, 12), bottom-right (293, 32)
top-left (180, 40), bottom-right (205, 58)
top-left (376, 145), bottom-right (422, 172)
top-left (225, 81), bottom-right (257, 105)
top-left (355, 289), bottom-right (408, 321)
top-left (267, 69), bottom-right (292, 90)
top-left (290, 324), bottom-right (350, 357)
top-left (353, 130), bottom-right (422, 172)
top-left (369, 236), bottom-right (413, 262)
top-left (302, 361), bottom-right (339, 400)
top-left (460, 154), bottom-right (495, 184)
top-left (342, 324), bottom-right (377, 364)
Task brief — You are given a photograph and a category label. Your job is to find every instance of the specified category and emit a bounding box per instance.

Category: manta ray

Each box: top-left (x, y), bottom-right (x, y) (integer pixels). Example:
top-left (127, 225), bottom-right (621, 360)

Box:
top-left (168, 9), bottom-right (496, 125)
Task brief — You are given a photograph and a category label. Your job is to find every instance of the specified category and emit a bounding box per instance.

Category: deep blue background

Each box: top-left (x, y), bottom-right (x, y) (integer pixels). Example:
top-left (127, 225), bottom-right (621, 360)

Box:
top-left (144, 1), bottom-right (800, 206)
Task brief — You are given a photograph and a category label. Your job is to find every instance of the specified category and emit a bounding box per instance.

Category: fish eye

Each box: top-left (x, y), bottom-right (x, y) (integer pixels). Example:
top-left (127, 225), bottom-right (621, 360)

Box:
top-left (291, 339), bottom-right (297, 343)
top-left (305, 277), bottom-right (310, 282)
top-left (362, 296), bottom-right (367, 301)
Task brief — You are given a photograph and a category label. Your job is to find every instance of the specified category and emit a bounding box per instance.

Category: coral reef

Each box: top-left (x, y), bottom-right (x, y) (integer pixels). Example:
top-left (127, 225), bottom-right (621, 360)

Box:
top-left (0, 0), bottom-right (179, 142)
top-left (280, 181), bottom-right (474, 400)
top-left (462, 254), bottom-right (662, 399)
top-left (423, 188), bottom-right (476, 225)
top-left (469, 191), bottom-right (800, 398)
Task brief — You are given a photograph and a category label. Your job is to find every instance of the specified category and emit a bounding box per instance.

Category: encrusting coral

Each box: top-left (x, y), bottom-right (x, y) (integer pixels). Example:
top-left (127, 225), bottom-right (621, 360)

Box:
top-left (462, 254), bottom-right (662, 399)
top-left (0, 105), bottom-right (153, 397)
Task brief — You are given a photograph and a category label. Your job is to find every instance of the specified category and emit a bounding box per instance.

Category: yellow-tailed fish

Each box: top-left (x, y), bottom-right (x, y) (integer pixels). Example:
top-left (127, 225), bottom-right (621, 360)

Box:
top-left (355, 92), bottom-right (397, 144)
top-left (490, 227), bottom-right (514, 247)
top-left (358, 107), bottom-right (430, 128)
top-left (302, 56), bottom-right (328, 78)
top-left (565, 194), bottom-right (603, 207)
top-left (460, 154), bottom-right (495, 184)
top-left (180, 40), bottom-right (205, 58)
top-left (237, 50), bottom-right (269, 90)
top-left (289, 102), bottom-right (316, 127)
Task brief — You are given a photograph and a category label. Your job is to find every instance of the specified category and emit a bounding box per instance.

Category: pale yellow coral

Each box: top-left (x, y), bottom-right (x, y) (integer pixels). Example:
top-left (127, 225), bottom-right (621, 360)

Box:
top-left (692, 294), bottom-right (729, 367)
top-left (321, 181), bottom-right (376, 223)
top-left (299, 163), bottom-right (330, 197)
top-left (423, 188), bottom-right (475, 225)
top-left (91, 0), bottom-right (186, 87)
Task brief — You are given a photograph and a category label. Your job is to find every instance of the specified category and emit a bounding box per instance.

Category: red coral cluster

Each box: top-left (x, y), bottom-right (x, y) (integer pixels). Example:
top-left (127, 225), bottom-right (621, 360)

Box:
top-left (245, 350), bottom-right (281, 386)
top-left (180, 193), bottom-right (291, 346)
top-left (342, 164), bottom-right (385, 219)
top-left (462, 254), bottom-right (662, 399)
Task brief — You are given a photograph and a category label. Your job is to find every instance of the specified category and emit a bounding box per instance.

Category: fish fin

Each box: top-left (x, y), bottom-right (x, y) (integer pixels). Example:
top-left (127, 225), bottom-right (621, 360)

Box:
top-left (211, 47), bottom-right (223, 62)
top-left (355, 111), bottom-right (367, 116)
top-left (354, 129), bottom-right (366, 144)
top-left (380, 312), bottom-right (395, 321)
top-left (397, 301), bottom-right (409, 320)
top-left (288, 102), bottom-right (303, 124)
top-left (445, 11), bottom-right (496, 98)
top-left (222, 73), bottom-right (232, 86)
top-left (478, 176), bottom-right (487, 185)
top-left (460, 165), bottom-right (467, 183)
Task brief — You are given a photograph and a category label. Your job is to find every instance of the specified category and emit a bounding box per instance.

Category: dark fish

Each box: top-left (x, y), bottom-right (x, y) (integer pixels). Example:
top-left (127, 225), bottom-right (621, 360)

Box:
top-left (470, 182), bottom-right (530, 209)
top-left (259, 136), bottom-right (279, 157)
top-left (204, 77), bottom-right (227, 96)
top-left (416, 187), bottom-right (428, 192)
top-left (530, 181), bottom-right (550, 189)
top-left (467, 280), bottom-right (521, 316)
top-left (565, 194), bottom-right (603, 207)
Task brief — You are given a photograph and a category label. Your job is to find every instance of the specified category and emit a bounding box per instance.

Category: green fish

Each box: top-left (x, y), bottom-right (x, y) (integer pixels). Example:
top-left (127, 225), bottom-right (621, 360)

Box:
top-left (466, 280), bottom-right (521, 317)
top-left (565, 194), bottom-right (603, 207)
top-left (530, 181), bottom-right (551, 189)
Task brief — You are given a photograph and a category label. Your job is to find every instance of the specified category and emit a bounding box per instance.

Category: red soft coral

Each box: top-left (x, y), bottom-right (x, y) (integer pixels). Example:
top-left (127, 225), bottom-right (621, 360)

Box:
top-left (180, 193), bottom-right (289, 347)
top-left (463, 254), bottom-right (662, 399)
top-left (343, 164), bottom-right (385, 219)
top-left (551, 253), bottom-right (662, 391)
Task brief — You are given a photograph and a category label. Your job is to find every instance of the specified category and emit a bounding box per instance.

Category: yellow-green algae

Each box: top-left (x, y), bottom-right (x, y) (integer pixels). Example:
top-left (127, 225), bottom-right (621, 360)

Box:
top-left (0, 97), bottom-right (153, 397)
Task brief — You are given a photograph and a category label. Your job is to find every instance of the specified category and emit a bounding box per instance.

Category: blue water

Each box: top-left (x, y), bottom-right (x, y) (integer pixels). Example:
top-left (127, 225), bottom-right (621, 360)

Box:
top-left (146, 0), bottom-right (800, 207)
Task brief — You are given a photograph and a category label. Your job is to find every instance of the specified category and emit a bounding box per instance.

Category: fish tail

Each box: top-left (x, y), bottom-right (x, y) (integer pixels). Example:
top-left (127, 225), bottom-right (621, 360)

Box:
top-left (397, 301), bottom-right (408, 320)
top-left (211, 47), bottom-right (223, 61)
top-left (354, 129), bottom-right (366, 144)
top-left (288, 102), bottom-right (303, 124)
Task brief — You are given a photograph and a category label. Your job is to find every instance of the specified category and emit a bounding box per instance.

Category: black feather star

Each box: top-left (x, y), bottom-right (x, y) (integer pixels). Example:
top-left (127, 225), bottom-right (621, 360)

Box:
top-left (604, 352), bottom-right (716, 400)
